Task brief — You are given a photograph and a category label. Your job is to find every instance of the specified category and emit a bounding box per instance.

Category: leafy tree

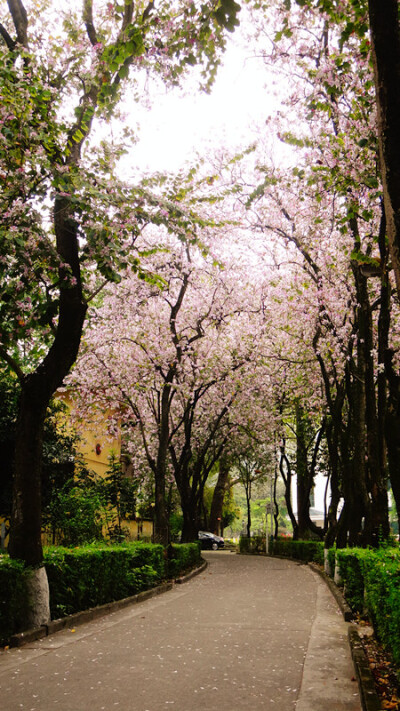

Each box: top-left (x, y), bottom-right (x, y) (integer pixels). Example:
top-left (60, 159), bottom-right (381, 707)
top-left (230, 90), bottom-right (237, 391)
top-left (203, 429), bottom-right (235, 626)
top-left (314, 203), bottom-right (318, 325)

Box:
top-left (242, 0), bottom-right (394, 545)
top-left (68, 206), bottom-right (268, 542)
top-left (44, 478), bottom-right (104, 546)
top-left (0, 0), bottom-right (240, 624)
top-left (98, 453), bottom-right (139, 541)
top-left (0, 367), bottom-right (84, 526)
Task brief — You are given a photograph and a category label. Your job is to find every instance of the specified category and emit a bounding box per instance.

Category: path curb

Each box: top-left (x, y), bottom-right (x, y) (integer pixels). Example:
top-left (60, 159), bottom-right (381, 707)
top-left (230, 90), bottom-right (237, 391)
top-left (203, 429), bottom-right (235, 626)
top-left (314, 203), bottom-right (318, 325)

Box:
top-left (9, 560), bottom-right (208, 649)
top-left (308, 562), bottom-right (381, 711)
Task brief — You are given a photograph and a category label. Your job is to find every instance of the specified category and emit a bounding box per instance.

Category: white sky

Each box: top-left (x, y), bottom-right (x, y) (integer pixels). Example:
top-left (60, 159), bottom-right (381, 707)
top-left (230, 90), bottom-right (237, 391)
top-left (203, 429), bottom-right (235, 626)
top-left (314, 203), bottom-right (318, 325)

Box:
top-left (128, 29), bottom-right (282, 173)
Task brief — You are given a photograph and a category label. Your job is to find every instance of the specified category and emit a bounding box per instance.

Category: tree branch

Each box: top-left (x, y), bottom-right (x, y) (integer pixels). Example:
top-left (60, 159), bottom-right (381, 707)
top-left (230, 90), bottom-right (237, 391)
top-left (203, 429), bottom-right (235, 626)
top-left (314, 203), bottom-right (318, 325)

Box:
top-left (121, 0), bottom-right (134, 35)
top-left (7, 0), bottom-right (28, 47)
top-left (0, 345), bottom-right (25, 382)
top-left (83, 0), bottom-right (98, 46)
top-left (0, 22), bottom-right (16, 49)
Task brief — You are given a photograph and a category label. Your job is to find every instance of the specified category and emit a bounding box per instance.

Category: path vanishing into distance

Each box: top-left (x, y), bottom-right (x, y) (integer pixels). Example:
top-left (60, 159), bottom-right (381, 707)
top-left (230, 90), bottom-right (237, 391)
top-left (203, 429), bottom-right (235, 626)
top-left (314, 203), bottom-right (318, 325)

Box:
top-left (0, 552), bottom-right (362, 711)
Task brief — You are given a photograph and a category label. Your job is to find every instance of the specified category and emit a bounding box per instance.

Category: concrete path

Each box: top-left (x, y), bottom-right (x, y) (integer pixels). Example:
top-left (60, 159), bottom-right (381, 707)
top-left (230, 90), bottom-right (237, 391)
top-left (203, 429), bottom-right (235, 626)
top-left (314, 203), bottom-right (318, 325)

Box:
top-left (0, 552), bottom-right (362, 711)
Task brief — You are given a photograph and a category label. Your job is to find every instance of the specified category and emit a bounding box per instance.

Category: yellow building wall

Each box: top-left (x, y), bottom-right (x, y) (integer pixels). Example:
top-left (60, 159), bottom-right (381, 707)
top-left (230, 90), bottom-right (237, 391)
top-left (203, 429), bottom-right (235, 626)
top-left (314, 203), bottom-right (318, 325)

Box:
top-left (56, 390), bottom-right (121, 478)
top-left (51, 390), bottom-right (154, 543)
top-left (1, 394), bottom-right (154, 550)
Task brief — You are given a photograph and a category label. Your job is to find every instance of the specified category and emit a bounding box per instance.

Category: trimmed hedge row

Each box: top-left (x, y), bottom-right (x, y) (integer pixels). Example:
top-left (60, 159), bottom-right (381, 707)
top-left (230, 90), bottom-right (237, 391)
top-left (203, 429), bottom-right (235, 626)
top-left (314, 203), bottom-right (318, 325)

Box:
top-left (239, 536), bottom-right (266, 555)
top-left (0, 557), bottom-right (29, 645)
top-left (0, 541), bottom-right (201, 645)
top-left (335, 547), bottom-right (400, 668)
top-left (45, 543), bottom-right (166, 619)
top-left (270, 538), bottom-right (325, 565)
top-left (167, 542), bottom-right (200, 579)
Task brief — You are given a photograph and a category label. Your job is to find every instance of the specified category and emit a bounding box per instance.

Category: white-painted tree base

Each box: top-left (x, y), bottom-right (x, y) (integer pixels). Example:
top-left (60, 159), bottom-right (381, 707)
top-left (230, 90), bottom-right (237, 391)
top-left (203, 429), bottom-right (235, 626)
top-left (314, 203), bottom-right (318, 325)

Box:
top-left (334, 559), bottom-right (343, 586)
top-left (323, 548), bottom-right (332, 577)
top-left (26, 566), bottom-right (50, 628)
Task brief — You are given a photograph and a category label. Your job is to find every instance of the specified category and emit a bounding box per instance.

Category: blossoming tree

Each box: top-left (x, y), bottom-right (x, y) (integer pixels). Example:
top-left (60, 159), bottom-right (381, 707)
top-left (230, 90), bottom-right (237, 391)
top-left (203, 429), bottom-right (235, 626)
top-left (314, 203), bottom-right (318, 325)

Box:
top-left (0, 0), bottom-right (240, 623)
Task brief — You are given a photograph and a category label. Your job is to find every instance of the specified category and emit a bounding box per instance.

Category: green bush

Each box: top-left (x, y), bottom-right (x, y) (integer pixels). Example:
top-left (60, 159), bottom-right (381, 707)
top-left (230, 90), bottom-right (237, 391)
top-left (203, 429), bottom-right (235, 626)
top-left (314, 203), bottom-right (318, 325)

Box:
top-left (361, 549), bottom-right (400, 667)
top-left (239, 536), bottom-right (266, 554)
top-left (271, 538), bottom-right (324, 564)
top-left (327, 547), bottom-right (336, 576)
top-left (334, 547), bottom-right (400, 669)
top-left (0, 557), bottom-right (28, 645)
top-left (167, 542), bottom-right (201, 578)
top-left (45, 543), bottom-right (165, 619)
top-left (335, 549), bottom-right (367, 613)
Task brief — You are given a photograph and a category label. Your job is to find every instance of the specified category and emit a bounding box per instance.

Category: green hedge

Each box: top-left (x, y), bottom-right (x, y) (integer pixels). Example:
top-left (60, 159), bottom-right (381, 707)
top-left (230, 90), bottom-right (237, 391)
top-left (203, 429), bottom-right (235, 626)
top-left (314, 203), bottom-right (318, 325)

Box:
top-left (270, 538), bottom-right (324, 565)
top-left (45, 543), bottom-right (165, 619)
top-left (0, 557), bottom-right (29, 645)
top-left (0, 542), bottom-right (202, 644)
top-left (335, 548), bottom-right (400, 668)
top-left (239, 536), bottom-right (266, 554)
top-left (166, 542), bottom-right (201, 579)
top-left (334, 548), bottom-right (369, 613)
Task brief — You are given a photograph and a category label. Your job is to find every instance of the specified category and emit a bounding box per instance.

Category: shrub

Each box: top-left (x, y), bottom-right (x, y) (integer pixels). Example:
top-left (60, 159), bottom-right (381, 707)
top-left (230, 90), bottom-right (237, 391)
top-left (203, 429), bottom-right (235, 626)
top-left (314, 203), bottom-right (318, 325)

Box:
top-left (327, 547), bottom-right (336, 576)
top-left (239, 536), bottom-right (266, 554)
top-left (361, 549), bottom-right (400, 667)
top-left (44, 543), bottom-right (165, 619)
top-left (167, 542), bottom-right (201, 578)
top-left (271, 538), bottom-right (324, 564)
top-left (0, 557), bottom-right (28, 645)
top-left (335, 549), bottom-right (367, 613)
top-left (334, 547), bottom-right (400, 669)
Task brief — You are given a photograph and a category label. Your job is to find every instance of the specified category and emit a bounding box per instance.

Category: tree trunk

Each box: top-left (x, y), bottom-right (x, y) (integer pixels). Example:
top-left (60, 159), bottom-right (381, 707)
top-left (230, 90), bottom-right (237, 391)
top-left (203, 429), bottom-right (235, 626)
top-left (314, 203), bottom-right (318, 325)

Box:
top-left (351, 254), bottom-right (389, 544)
top-left (384, 350), bottom-right (400, 531)
top-left (295, 403), bottom-right (312, 540)
top-left (9, 383), bottom-right (48, 566)
top-left (368, 0), bottom-right (400, 297)
top-left (368, 0), bottom-right (400, 537)
top-left (209, 455), bottom-right (230, 535)
top-left (180, 492), bottom-right (201, 542)
top-left (153, 470), bottom-right (169, 545)
top-left (8, 196), bottom-right (87, 627)
top-left (279, 447), bottom-right (298, 539)
top-left (245, 478), bottom-right (251, 539)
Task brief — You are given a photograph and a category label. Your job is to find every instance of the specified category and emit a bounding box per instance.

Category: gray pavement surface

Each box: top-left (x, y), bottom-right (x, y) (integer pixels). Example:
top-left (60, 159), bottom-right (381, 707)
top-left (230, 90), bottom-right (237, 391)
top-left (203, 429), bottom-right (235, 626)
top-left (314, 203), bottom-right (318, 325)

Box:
top-left (0, 552), bottom-right (362, 711)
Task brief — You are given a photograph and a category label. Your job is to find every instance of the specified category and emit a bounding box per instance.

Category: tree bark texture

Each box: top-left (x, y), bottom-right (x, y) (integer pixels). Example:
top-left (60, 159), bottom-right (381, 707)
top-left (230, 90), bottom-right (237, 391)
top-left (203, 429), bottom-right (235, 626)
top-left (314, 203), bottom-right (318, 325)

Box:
top-left (9, 199), bottom-right (87, 564)
top-left (209, 455), bottom-right (230, 535)
top-left (368, 0), bottom-right (400, 297)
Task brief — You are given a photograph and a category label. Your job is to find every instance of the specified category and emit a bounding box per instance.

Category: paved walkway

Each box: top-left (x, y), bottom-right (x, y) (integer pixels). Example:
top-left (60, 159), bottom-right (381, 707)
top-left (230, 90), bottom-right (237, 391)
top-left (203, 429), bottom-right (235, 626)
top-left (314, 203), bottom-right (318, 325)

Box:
top-left (0, 552), bottom-right (361, 711)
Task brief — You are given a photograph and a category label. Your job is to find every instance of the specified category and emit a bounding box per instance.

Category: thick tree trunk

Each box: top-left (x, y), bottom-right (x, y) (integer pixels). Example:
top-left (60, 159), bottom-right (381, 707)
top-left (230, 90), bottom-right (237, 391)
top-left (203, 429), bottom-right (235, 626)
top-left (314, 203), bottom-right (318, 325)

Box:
top-left (180, 492), bottom-right (201, 542)
top-left (9, 197), bottom-right (87, 564)
top-left (153, 470), bottom-right (169, 545)
top-left (9, 383), bottom-right (48, 565)
top-left (384, 350), bottom-right (400, 530)
top-left (368, 0), bottom-right (400, 297)
top-left (8, 194), bottom-right (87, 630)
top-left (368, 0), bottom-right (400, 537)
